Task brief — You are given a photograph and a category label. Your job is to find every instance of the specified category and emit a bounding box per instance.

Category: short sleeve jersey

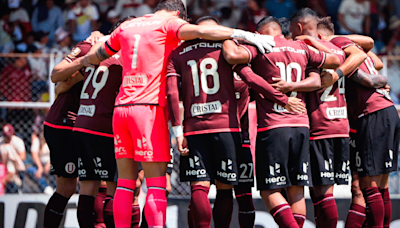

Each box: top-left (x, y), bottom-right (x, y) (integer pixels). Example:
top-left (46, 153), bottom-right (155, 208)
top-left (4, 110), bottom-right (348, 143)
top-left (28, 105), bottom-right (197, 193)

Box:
top-left (307, 40), bottom-right (349, 140)
top-left (104, 14), bottom-right (188, 107)
top-left (45, 42), bottom-right (92, 128)
top-left (234, 73), bottom-right (251, 145)
top-left (241, 35), bottom-right (326, 131)
top-left (73, 53), bottom-right (123, 137)
top-left (167, 39), bottom-right (240, 136)
top-left (330, 37), bottom-right (393, 119)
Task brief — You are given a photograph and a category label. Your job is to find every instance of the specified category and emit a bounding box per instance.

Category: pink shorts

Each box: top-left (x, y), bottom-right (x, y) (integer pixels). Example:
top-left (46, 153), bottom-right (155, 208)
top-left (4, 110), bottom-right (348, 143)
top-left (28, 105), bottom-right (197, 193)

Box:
top-left (113, 105), bottom-right (171, 162)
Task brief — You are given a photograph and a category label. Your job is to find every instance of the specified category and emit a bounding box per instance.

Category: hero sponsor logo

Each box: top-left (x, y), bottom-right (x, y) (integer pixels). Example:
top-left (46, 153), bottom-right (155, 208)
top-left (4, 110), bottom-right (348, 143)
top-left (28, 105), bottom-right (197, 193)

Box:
top-left (114, 135), bottom-right (126, 155)
top-left (266, 163), bottom-right (286, 185)
top-left (135, 137), bottom-right (153, 159)
top-left (326, 107), bottom-right (347, 119)
top-left (336, 160), bottom-right (350, 180)
top-left (386, 150), bottom-right (394, 168)
top-left (93, 157), bottom-right (108, 178)
top-left (297, 162), bottom-right (309, 181)
top-left (77, 104), bottom-right (96, 117)
top-left (217, 159), bottom-right (236, 181)
top-left (321, 159), bottom-right (334, 179)
top-left (191, 100), bottom-right (222, 117)
top-left (186, 156), bottom-right (207, 178)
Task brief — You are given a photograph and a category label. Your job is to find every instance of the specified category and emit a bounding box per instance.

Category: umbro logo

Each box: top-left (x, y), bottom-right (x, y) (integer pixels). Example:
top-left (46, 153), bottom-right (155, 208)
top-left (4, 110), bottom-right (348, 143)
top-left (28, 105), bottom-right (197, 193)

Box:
top-left (269, 163), bottom-right (281, 176)
top-left (221, 159), bottom-right (233, 171)
top-left (189, 156), bottom-right (200, 168)
top-left (93, 157), bottom-right (102, 167)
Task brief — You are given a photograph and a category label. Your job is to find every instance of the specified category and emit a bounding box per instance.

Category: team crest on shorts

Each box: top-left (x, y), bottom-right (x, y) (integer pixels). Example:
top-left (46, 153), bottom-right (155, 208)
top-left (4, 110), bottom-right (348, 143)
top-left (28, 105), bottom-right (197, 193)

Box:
top-left (65, 162), bottom-right (76, 174)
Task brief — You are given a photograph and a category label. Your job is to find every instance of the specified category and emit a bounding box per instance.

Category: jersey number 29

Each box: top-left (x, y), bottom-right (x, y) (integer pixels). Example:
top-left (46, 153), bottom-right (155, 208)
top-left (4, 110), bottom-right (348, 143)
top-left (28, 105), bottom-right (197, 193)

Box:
top-left (81, 66), bottom-right (109, 99)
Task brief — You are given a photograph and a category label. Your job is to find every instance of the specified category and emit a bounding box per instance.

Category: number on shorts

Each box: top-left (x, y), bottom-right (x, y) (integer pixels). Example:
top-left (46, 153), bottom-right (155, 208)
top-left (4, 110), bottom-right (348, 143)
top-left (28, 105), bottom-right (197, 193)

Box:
top-left (240, 163), bottom-right (253, 179)
top-left (131, 34), bottom-right (141, 69)
top-left (187, 58), bottom-right (220, 97)
top-left (274, 62), bottom-right (302, 112)
top-left (80, 66), bottom-right (109, 99)
top-left (355, 151), bottom-right (361, 167)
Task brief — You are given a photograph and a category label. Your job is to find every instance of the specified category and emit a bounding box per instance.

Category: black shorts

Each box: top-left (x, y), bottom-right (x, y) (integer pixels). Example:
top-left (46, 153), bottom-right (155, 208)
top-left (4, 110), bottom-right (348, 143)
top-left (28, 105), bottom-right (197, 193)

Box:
top-left (349, 130), bottom-right (358, 172)
top-left (44, 125), bottom-right (78, 178)
top-left (309, 138), bottom-right (350, 186)
top-left (256, 127), bottom-right (310, 191)
top-left (236, 145), bottom-right (254, 188)
top-left (138, 147), bottom-right (174, 174)
top-left (180, 132), bottom-right (241, 185)
top-left (355, 106), bottom-right (400, 177)
top-left (74, 131), bottom-right (117, 182)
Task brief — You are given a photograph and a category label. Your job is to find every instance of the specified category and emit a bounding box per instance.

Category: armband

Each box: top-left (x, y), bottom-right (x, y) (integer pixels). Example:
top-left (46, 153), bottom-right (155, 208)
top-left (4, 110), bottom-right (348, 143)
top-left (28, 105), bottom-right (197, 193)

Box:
top-left (335, 68), bottom-right (344, 78)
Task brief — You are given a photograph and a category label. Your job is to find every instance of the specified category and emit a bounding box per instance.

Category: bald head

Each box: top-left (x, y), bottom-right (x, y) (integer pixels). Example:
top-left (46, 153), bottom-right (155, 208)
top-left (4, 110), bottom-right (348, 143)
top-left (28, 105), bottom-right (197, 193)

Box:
top-left (256, 16), bottom-right (282, 36)
top-left (289, 8), bottom-right (318, 38)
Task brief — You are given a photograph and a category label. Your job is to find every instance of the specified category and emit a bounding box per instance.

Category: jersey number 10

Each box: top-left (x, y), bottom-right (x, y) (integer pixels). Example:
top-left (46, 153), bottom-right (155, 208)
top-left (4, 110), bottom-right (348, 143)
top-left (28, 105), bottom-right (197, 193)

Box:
top-left (273, 62), bottom-right (302, 112)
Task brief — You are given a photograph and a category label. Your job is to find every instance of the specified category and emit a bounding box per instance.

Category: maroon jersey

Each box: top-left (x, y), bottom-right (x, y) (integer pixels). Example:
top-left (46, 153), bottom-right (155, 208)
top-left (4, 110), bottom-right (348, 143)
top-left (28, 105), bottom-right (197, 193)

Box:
top-left (234, 73), bottom-right (251, 145)
top-left (73, 53), bottom-right (123, 137)
top-left (44, 42), bottom-right (91, 129)
top-left (330, 37), bottom-right (393, 119)
top-left (307, 40), bottom-right (349, 140)
top-left (241, 35), bottom-right (326, 132)
top-left (167, 39), bottom-right (239, 136)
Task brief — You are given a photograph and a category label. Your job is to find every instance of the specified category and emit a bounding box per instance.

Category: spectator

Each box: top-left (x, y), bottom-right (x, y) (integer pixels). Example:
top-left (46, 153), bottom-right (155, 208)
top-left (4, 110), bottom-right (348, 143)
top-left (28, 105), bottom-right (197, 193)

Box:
top-left (239, 0), bottom-right (268, 32)
top-left (27, 125), bottom-right (53, 194)
top-left (135, 0), bottom-right (158, 17)
top-left (0, 8), bottom-right (15, 53)
top-left (27, 45), bottom-right (48, 101)
top-left (112, 0), bottom-right (141, 19)
top-left (191, 0), bottom-right (215, 23)
top-left (219, 6), bottom-right (242, 28)
top-left (307, 0), bottom-right (327, 17)
top-left (265, 0), bottom-right (296, 19)
top-left (0, 54), bottom-right (32, 102)
top-left (68, 0), bottom-right (99, 43)
top-left (99, 9), bottom-right (119, 35)
top-left (323, 0), bottom-right (342, 32)
top-left (8, 0), bottom-right (31, 41)
top-left (50, 27), bottom-right (71, 65)
top-left (62, 0), bottom-right (77, 32)
top-left (33, 31), bottom-right (50, 53)
top-left (0, 124), bottom-right (26, 194)
top-left (338, 0), bottom-right (370, 35)
top-left (31, 0), bottom-right (64, 46)
top-left (92, 0), bottom-right (110, 15)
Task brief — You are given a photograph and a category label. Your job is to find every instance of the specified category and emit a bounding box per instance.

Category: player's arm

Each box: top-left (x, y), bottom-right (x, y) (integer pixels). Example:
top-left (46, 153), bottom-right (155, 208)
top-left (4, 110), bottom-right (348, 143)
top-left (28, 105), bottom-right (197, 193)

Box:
top-left (328, 35), bottom-right (374, 53)
top-left (296, 35), bottom-right (333, 54)
top-left (272, 70), bottom-right (321, 93)
top-left (367, 51), bottom-right (384, 71)
top-left (222, 40), bottom-right (251, 65)
top-left (234, 64), bottom-right (306, 113)
top-left (55, 71), bottom-right (84, 95)
top-left (349, 70), bottom-right (387, 89)
top-left (51, 57), bottom-right (85, 83)
top-left (83, 44), bottom-right (111, 67)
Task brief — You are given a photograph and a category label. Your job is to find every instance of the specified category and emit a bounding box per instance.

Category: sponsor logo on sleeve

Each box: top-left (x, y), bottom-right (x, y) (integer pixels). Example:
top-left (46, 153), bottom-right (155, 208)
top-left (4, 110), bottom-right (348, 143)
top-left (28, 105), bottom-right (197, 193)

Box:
top-left (77, 105), bottom-right (96, 117)
top-left (190, 101), bottom-right (222, 117)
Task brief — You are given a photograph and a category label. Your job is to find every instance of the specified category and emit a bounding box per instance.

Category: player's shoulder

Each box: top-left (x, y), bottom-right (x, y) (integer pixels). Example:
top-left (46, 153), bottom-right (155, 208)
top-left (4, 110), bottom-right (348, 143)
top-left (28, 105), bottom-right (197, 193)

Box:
top-left (68, 41), bottom-right (92, 58)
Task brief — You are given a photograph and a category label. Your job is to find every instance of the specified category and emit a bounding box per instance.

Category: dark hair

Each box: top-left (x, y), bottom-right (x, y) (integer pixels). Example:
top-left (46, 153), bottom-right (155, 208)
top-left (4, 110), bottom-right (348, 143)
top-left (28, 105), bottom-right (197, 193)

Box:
top-left (278, 17), bottom-right (291, 38)
top-left (317, 17), bottom-right (335, 35)
top-left (109, 16), bottom-right (136, 34)
top-left (195, 16), bottom-right (220, 25)
top-left (289, 7), bottom-right (317, 23)
top-left (156, 0), bottom-right (187, 20)
top-left (256, 16), bottom-right (280, 32)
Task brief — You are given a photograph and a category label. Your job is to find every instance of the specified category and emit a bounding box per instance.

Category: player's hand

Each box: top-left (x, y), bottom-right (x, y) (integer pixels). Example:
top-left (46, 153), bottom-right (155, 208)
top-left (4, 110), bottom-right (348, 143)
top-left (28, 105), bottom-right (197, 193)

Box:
top-left (285, 97), bottom-right (306, 113)
top-left (177, 135), bottom-right (189, 156)
top-left (384, 83), bottom-right (391, 93)
top-left (231, 29), bottom-right (275, 54)
top-left (35, 167), bottom-right (43, 179)
top-left (271, 77), bottom-right (292, 94)
top-left (44, 163), bottom-right (51, 174)
top-left (85, 31), bottom-right (104, 45)
top-left (318, 70), bottom-right (338, 93)
top-left (82, 55), bottom-right (96, 68)
top-left (295, 35), bottom-right (314, 46)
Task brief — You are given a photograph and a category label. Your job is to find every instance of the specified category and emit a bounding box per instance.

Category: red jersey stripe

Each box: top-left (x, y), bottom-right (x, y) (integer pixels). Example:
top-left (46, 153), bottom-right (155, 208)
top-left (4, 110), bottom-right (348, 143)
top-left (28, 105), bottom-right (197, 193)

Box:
top-left (44, 121), bottom-right (74, 130)
top-left (184, 128), bottom-right (241, 136)
top-left (257, 124), bottom-right (309, 132)
top-left (73, 127), bottom-right (114, 138)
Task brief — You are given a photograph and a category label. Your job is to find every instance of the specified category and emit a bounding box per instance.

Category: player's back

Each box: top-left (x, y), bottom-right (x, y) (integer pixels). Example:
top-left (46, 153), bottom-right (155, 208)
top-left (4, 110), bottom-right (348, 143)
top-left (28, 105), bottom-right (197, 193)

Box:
top-left (243, 35), bottom-right (326, 131)
top-left (167, 39), bottom-right (239, 136)
top-left (307, 40), bottom-right (349, 139)
top-left (107, 14), bottom-right (187, 106)
top-left (74, 53), bottom-right (123, 136)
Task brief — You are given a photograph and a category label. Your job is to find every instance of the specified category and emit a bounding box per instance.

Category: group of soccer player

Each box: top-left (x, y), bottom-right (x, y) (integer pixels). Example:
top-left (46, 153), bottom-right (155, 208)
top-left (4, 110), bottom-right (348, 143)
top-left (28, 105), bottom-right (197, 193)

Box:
top-left (40, 0), bottom-right (399, 227)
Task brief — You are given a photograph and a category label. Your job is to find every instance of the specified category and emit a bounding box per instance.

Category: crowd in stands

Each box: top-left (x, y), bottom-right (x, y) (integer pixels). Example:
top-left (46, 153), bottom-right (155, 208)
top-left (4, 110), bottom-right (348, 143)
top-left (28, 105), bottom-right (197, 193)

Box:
top-left (0, 0), bottom-right (399, 194)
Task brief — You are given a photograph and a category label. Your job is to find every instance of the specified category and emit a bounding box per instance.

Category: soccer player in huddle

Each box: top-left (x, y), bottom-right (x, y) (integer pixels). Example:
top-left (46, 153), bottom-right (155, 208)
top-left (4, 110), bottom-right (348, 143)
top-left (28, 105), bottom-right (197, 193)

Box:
top-left (223, 16), bottom-right (340, 228)
top-left (318, 18), bottom-right (400, 228)
top-left (82, 0), bottom-right (275, 226)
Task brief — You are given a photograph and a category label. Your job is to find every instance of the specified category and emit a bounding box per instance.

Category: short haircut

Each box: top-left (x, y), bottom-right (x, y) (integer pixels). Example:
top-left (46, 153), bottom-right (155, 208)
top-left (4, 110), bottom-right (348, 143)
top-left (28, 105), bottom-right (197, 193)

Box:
top-left (195, 16), bottom-right (220, 25)
top-left (156, 0), bottom-right (187, 20)
top-left (256, 16), bottom-right (281, 32)
top-left (278, 17), bottom-right (291, 38)
top-left (290, 7), bottom-right (317, 23)
top-left (109, 16), bottom-right (136, 34)
top-left (317, 17), bottom-right (335, 35)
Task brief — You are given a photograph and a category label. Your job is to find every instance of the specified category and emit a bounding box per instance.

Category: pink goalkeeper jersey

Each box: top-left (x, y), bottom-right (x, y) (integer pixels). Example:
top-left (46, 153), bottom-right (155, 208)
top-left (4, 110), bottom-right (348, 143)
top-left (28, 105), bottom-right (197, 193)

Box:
top-left (104, 14), bottom-right (188, 107)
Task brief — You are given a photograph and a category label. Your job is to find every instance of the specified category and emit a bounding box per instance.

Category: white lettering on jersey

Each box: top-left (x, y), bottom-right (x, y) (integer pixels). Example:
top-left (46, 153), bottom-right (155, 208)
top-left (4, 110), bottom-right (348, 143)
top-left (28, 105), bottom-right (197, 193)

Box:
top-left (326, 107), bottom-right (347, 119)
top-left (270, 46), bottom-right (306, 55)
top-left (179, 42), bottom-right (222, 55)
top-left (190, 100), bottom-right (222, 117)
top-left (122, 20), bottom-right (162, 29)
top-left (77, 105), bottom-right (96, 117)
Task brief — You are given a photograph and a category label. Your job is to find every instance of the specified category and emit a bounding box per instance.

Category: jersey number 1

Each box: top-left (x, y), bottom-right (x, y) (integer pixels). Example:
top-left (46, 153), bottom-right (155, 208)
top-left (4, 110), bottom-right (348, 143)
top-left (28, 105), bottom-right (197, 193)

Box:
top-left (131, 34), bottom-right (141, 69)
top-left (187, 58), bottom-right (220, 97)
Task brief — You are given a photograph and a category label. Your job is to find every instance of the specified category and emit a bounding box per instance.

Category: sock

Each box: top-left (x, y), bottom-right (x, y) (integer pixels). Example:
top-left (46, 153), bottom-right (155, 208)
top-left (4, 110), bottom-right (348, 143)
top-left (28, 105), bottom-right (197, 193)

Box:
top-left (145, 176), bottom-right (168, 227)
top-left (190, 185), bottom-right (212, 228)
top-left (270, 204), bottom-right (299, 228)
top-left (234, 187), bottom-right (255, 228)
top-left (103, 196), bottom-right (114, 228)
top-left (380, 188), bottom-right (391, 228)
top-left (187, 204), bottom-right (195, 228)
top-left (293, 213), bottom-right (306, 228)
top-left (345, 203), bottom-right (366, 228)
top-left (94, 187), bottom-right (107, 227)
top-left (310, 191), bottom-right (319, 227)
top-left (43, 192), bottom-right (69, 228)
top-left (362, 187), bottom-right (384, 228)
top-left (131, 205), bottom-right (140, 228)
top-left (77, 195), bottom-right (96, 228)
top-left (113, 179), bottom-right (136, 228)
top-left (141, 205), bottom-right (148, 227)
top-left (315, 194), bottom-right (338, 228)
top-left (213, 189), bottom-right (233, 228)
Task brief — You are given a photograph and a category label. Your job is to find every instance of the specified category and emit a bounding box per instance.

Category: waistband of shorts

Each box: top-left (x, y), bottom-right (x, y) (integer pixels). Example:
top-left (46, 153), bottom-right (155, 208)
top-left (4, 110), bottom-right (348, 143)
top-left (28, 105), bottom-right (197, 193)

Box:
top-left (184, 128), bottom-right (241, 136)
top-left (115, 103), bottom-right (159, 107)
top-left (310, 134), bottom-right (349, 140)
top-left (73, 127), bottom-right (114, 138)
top-left (44, 121), bottom-right (74, 130)
top-left (257, 124), bottom-right (309, 132)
